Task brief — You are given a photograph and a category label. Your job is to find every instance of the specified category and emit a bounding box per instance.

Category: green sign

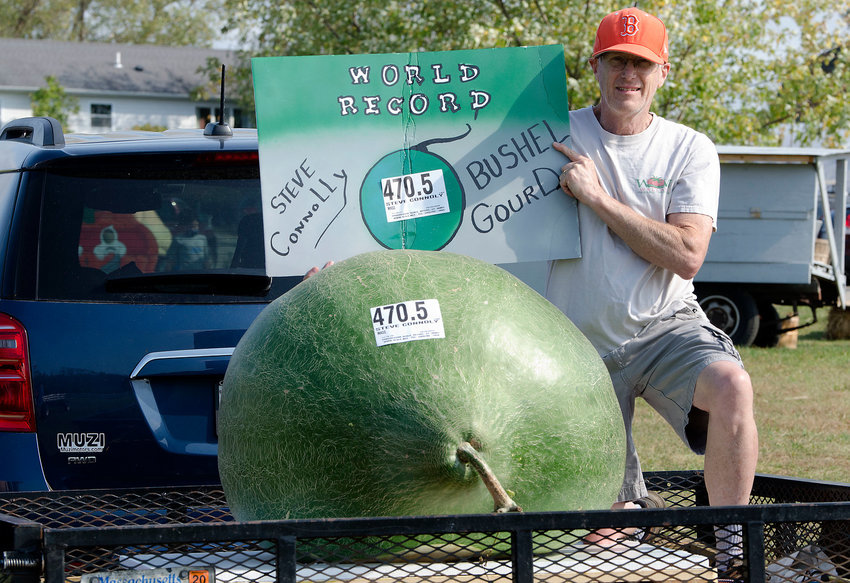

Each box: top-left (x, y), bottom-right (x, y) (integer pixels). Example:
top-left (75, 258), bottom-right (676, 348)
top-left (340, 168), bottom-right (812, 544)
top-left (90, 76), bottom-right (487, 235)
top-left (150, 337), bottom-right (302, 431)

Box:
top-left (253, 44), bottom-right (579, 276)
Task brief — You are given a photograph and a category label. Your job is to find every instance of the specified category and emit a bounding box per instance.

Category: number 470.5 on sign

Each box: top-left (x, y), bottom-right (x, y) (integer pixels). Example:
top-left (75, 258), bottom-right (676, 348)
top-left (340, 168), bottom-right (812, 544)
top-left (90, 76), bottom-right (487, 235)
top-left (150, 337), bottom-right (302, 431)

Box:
top-left (380, 169), bottom-right (449, 223)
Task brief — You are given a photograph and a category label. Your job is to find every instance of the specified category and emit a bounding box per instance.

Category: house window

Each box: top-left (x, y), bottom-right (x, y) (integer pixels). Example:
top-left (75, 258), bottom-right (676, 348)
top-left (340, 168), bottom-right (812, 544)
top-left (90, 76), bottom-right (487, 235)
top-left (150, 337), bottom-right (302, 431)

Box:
top-left (233, 108), bottom-right (256, 128)
top-left (197, 107), bottom-right (212, 128)
top-left (91, 104), bottom-right (112, 130)
top-left (196, 107), bottom-right (225, 127)
top-left (197, 107), bottom-right (255, 128)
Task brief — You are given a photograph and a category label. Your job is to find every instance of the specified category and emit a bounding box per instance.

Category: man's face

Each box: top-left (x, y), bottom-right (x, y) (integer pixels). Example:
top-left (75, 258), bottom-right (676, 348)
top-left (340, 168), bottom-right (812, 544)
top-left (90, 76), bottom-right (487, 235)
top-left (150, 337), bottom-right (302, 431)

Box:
top-left (591, 51), bottom-right (670, 122)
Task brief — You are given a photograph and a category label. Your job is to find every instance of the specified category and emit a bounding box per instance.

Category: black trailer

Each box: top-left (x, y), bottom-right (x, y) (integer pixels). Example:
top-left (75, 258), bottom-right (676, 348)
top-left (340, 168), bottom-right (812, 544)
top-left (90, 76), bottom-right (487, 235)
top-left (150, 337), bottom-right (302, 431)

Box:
top-left (2, 471), bottom-right (849, 583)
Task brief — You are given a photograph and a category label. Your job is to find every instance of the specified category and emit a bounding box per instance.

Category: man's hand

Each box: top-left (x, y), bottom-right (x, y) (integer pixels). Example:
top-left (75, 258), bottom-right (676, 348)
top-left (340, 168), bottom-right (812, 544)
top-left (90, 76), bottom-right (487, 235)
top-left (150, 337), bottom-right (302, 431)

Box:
top-left (553, 142), bottom-right (605, 206)
top-left (303, 260), bottom-right (334, 281)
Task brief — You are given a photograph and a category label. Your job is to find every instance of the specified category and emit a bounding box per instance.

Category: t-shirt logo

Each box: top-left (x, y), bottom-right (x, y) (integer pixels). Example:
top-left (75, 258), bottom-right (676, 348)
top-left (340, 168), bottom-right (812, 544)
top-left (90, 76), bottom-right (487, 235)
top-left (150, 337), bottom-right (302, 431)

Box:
top-left (636, 176), bottom-right (669, 191)
top-left (621, 15), bottom-right (640, 37)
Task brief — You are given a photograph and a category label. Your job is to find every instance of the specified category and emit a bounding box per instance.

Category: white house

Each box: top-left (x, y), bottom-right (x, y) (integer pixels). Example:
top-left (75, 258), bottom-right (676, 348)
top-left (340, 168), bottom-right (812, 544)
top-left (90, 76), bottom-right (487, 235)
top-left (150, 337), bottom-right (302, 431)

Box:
top-left (0, 38), bottom-right (245, 132)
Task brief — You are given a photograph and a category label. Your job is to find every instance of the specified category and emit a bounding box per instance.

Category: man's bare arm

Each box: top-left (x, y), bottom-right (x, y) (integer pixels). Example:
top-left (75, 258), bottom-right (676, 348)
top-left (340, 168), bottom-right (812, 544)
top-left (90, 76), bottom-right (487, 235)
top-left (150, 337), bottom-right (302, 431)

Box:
top-left (554, 141), bottom-right (712, 279)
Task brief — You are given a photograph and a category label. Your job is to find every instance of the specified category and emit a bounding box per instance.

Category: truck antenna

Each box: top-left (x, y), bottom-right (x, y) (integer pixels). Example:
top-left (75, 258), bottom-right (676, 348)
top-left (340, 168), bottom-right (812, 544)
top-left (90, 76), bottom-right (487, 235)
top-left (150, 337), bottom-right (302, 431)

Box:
top-left (204, 64), bottom-right (233, 137)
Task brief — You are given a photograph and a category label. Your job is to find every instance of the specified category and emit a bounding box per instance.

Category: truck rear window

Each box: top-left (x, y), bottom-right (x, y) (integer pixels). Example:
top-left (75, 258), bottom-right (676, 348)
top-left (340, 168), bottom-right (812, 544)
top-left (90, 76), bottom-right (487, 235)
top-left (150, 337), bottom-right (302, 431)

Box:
top-left (31, 153), bottom-right (294, 302)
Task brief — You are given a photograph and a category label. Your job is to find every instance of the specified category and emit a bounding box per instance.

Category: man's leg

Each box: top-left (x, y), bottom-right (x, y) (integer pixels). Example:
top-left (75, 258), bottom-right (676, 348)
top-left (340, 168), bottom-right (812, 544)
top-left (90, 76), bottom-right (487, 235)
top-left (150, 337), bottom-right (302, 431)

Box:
top-left (583, 351), bottom-right (644, 546)
top-left (692, 360), bottom-right (758, 506)
top-left (693, 359), bottom-right (758, 578)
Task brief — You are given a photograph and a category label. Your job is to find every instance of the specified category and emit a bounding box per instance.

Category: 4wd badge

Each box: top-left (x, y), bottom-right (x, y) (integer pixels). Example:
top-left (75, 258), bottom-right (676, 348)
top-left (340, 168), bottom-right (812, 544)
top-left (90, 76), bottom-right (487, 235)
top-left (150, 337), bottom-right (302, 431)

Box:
top-left (57, 432), bottom-right (106, 453)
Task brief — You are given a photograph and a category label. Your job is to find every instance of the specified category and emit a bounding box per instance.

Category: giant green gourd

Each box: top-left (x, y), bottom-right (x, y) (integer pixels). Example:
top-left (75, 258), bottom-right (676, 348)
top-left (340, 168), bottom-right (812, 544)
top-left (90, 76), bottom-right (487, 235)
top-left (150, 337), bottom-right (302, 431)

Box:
top-left (218, 249), bottom-right (624, 520)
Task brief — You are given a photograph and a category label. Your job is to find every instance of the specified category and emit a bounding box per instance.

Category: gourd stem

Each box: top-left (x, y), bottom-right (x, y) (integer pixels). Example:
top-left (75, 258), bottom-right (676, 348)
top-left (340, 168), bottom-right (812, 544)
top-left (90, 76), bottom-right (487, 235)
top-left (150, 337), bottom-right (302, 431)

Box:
top-left (456, 441), bottom-right (522, 513)
top-left (413, 124), bottom-right (472, 152)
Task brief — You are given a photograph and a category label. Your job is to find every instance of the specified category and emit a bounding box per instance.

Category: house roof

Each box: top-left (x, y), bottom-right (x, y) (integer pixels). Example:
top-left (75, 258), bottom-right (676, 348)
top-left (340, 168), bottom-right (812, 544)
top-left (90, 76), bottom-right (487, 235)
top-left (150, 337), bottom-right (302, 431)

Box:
top-left (716, 145), bottom-right (850, 164)
top-left (0, 38), bottom-right (233, 97)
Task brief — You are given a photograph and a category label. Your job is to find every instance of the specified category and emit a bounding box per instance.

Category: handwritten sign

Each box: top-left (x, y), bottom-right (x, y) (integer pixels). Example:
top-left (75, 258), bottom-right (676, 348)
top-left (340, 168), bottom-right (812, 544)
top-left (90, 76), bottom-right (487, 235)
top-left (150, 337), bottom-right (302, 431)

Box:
top-left (252, 45), bottom-right (578, 276)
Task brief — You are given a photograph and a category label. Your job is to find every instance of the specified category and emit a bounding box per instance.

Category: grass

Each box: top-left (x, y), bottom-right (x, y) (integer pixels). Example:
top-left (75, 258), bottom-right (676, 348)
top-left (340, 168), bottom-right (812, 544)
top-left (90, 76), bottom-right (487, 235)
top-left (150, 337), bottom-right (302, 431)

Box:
top-left (632, 306), bottom-right (850, 484)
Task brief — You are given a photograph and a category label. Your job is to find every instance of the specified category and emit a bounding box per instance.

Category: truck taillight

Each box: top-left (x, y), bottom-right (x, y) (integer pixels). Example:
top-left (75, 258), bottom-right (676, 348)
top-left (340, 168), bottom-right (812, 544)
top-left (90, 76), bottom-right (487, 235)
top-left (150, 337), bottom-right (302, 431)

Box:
top-left (193, 151), bottom-right (259, 166)
top-left (0, 315), bottom-right (35, 432)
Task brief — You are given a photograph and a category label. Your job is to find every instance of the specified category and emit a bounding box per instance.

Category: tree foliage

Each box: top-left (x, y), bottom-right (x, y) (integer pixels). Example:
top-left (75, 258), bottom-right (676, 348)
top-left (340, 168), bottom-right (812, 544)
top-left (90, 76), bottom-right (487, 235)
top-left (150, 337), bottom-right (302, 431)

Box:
top-left (213, 0), bottom-right (848, 146)
top-left (1, 0), bottom-right (223, 46)
top-left (30, 76), bottom-right (79, 127)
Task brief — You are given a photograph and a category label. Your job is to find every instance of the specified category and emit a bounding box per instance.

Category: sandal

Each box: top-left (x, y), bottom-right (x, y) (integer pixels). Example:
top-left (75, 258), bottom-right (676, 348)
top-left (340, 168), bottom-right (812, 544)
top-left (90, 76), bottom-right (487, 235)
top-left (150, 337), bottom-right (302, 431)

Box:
top-left (630, 491), bottom-right (667, 543)
top-left (583, 491), bottom-right (667, 546)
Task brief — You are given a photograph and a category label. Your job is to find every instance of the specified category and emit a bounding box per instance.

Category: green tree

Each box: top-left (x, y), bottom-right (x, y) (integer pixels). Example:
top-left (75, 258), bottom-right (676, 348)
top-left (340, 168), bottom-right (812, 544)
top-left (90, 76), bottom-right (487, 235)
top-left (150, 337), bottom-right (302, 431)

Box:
top-left (1, 0), bottom-right (224, 46)
top-left (30, 76), bottom-right (79, 127)
top-left (211, 0), bottom-right (849, 146)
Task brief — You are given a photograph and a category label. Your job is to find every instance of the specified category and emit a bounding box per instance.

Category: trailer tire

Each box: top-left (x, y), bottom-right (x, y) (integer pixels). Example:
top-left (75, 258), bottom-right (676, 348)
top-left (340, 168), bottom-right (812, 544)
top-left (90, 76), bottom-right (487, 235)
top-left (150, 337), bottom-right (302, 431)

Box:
top-left (753, 302), bottom-right (780, 348)
top-left (698, 288), bottom-right (759, 346)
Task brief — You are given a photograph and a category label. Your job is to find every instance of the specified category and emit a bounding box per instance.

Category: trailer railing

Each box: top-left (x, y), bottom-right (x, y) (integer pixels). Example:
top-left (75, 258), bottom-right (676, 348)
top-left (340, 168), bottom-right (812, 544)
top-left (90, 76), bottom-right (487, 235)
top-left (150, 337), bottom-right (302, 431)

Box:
top-left (2, 471), bottom-right (849, 583)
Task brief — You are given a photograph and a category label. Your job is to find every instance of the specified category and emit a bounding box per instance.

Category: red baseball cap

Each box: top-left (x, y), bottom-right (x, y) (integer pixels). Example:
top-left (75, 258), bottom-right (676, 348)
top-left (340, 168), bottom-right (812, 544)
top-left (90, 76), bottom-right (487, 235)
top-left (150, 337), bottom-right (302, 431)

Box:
top-left (592, 7), bottom-right (669, 64)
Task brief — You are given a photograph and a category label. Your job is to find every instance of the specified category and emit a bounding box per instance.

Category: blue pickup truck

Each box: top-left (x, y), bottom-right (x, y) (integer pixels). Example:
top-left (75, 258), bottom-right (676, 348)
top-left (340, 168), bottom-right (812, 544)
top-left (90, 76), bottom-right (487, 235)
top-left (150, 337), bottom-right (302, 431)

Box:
top-left (0, 117), bottom-right (299, 492)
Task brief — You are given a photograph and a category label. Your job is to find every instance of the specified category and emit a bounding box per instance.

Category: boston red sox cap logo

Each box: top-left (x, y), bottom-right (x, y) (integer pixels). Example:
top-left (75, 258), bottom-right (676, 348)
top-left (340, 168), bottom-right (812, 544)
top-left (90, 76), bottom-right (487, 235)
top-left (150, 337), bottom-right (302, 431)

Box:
top-left (621, 14), bottom-right (640, 37)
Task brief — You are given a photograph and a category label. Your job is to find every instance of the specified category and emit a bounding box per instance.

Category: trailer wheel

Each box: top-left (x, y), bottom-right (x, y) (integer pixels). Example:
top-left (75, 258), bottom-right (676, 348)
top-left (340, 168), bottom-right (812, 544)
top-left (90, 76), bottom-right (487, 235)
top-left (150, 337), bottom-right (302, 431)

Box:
top-left (698, 289), bottom-right (759, 346)
top-left (753, 302), bottom-right (780, 348)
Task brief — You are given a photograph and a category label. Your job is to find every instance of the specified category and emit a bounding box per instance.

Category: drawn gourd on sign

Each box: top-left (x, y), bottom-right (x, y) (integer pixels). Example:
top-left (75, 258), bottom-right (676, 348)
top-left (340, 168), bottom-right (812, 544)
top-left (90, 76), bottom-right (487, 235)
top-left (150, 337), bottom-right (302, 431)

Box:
top-left (360, 125), bottom-right (470, 250)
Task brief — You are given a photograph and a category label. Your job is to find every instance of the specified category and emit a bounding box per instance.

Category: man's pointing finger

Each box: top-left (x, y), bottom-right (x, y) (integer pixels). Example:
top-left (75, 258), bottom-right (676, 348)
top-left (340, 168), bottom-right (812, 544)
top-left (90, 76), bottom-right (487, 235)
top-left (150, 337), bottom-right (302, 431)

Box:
top-left (552, 141), bottom-right (581, 161)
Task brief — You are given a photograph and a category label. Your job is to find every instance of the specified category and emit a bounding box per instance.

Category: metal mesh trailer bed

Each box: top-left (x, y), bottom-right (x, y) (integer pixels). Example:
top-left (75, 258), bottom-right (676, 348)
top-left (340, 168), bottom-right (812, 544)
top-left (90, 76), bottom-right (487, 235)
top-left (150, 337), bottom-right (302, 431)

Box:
top-left (2, 471), bottom-right (849, 583)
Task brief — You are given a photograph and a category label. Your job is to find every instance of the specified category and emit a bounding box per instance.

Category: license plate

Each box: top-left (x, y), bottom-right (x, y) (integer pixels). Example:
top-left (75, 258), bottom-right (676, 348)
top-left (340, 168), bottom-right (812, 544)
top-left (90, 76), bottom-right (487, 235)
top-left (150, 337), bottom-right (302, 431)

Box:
top-left (81, 565), bottom-right (215, 583)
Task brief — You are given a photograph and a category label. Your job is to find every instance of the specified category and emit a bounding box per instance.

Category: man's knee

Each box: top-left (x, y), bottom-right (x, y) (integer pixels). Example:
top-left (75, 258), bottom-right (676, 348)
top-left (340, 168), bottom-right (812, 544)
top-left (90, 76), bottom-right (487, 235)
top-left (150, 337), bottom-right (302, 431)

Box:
top-left (694, 360), bottom-right (753, 416)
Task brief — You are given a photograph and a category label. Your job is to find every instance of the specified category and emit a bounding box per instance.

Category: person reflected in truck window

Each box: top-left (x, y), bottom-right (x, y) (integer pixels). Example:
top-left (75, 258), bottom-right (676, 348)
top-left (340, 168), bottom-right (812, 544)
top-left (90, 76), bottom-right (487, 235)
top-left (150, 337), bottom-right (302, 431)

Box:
top-left (231, 195), bottom-right (264, 269)
top-left (546, 8), bottom-right (757, 580)
top-left (160, 210), bottom-right (210, 271)
top-left (93, 225), bottom-right (126, 273)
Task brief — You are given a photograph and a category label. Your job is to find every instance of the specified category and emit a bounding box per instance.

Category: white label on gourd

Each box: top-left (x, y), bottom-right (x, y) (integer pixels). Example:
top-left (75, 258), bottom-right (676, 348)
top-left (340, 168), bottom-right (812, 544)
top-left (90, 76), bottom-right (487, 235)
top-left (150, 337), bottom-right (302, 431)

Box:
top-left (380, 169), bottom-right (449, 222)
top-left (371, 299), bottom-right (445, 346)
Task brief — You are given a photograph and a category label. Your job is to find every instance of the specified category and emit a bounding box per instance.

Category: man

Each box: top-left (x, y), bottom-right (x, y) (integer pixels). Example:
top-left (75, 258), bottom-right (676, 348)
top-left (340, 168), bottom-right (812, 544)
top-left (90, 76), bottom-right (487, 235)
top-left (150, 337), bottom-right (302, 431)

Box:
top-left (546, 7), bottom-right (758, 578)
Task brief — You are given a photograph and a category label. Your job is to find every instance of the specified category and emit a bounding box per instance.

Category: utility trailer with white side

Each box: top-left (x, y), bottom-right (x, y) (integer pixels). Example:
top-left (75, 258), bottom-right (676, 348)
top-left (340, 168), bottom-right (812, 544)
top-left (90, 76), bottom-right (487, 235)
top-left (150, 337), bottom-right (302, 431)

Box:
top-left (695, 146), bottom-right (848, 346)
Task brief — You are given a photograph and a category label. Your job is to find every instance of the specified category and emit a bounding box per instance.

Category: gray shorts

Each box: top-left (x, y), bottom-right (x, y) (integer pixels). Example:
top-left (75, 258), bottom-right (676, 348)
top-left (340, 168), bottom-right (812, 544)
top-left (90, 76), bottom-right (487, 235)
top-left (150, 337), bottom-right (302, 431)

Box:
top-left (602, 306), bottom-right (743, 502)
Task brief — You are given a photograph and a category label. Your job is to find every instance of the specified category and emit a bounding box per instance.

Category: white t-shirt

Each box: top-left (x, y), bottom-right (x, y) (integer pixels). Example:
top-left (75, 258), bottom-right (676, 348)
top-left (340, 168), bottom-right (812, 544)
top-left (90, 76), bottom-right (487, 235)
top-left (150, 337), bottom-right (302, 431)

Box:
top-left (545, 106), bottom-right (720, 356)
